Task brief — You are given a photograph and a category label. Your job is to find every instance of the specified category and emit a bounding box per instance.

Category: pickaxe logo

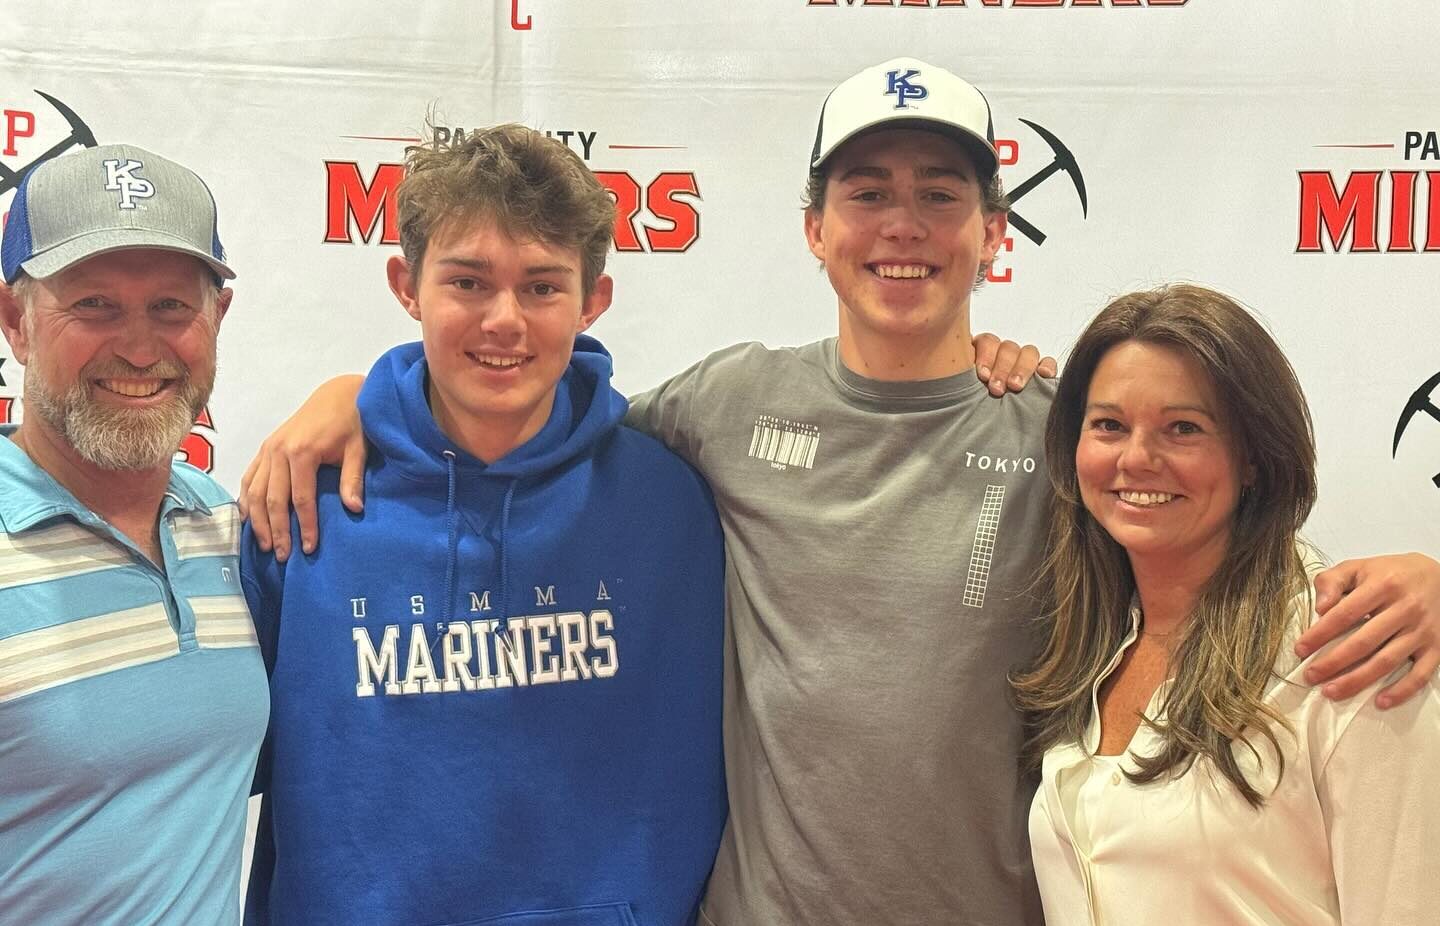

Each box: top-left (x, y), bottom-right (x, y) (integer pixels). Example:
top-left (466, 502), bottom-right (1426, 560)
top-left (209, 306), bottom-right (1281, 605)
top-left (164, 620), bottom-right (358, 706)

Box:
top-left (1006, 119), bottom-right (1087, 247)
top-left (1393, 369), bottom-right (1440, 489)
top-left (0, 91), bottom-right (97, 199)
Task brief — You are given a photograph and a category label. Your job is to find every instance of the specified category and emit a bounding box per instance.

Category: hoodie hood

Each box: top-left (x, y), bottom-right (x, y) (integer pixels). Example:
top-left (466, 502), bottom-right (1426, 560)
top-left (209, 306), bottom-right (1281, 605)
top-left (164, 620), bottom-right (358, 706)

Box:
top-left (357, 334), bottom-right (629, 632)
top-left (358, 333), bottom-right (628, 481)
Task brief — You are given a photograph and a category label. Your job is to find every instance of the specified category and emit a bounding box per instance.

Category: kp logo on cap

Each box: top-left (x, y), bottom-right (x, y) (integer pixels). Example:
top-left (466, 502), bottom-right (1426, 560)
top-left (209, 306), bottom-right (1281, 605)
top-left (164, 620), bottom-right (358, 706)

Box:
top-left (885, 69), bottom-right (928, 110)
top-left (102, 158), bottom-right (155, 209)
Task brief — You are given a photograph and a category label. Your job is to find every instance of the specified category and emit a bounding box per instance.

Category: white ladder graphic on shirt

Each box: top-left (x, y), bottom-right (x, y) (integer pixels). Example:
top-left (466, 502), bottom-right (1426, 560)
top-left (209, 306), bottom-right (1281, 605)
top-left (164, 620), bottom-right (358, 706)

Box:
top-left (963, 485), bottom-right (1006, 608)
top-left (748, 415), bottom-right (820, 470)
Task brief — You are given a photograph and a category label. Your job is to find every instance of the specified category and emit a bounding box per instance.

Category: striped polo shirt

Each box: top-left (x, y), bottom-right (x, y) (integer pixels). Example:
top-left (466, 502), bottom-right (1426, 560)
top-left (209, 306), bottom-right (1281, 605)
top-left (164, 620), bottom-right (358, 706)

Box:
top-left (0, 435), bottom-right (268, 926)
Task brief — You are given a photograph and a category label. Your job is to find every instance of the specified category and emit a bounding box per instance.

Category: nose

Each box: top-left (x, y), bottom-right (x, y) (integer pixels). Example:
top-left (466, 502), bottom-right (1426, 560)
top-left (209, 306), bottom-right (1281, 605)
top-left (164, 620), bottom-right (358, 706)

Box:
top-left (880, 197), bottom-right (927, 241)
top-left (111, 312), bottom-right (165, 369)
top-left (480, 289), bottom-right (526, 340)
top-left (1116, 429), bottom-right (1162, 474)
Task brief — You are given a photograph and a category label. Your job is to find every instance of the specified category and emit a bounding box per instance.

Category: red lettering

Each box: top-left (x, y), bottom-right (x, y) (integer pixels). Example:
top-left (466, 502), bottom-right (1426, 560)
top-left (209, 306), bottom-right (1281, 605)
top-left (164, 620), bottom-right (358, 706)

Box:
top-left (597, 172), bottom-right (704, 253)
top-left (324, 162), bottom-right (403, 245)
top-left (995, 138), bottom-right (1019, 166)
top-left (176, 432), bottom-right (215, 474)
top-left (596, 171), bottom-right (644, 253)
top-left (176, 407), bottom-right (217, 474)
top-left (1389, 171), bottom-right (1418, 252)
top-left (987, 236), bottom-right (1014, 284)
top-left (0, 397), bottom-right (13, 425)
top-left (3, 109), bottom-right (35, 158)
top-left (1296, 170), bottom-right (1381, 253)
top-left (1427, 171), bottom-right (1440, 252)
top-left (511, 0), bottom-right (532, 29)
top-left (806, 0), bottom-right (1188, 5)
top-left (643, 173), bottom-right (701, 253)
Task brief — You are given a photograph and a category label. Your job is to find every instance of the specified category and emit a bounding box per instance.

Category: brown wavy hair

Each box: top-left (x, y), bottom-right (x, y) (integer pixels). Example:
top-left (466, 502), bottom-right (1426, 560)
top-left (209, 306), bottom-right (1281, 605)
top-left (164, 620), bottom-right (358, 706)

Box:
top-left (396, 123), bottom-right (615, 295)
top-left (1011, 284), bottom-right (1318, 807)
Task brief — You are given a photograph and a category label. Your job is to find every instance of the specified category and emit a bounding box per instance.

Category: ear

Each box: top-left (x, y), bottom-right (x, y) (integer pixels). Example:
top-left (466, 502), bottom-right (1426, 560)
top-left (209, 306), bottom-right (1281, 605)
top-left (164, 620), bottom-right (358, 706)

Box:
top-left (0, 283), bottom-right (31, 365)
top-left (803, 207), bottom-right (826, 263)
top-left (387, 255), bottom-right (422, 322)
top-left (980, 208), bottom-right (1008, 266)
top-left (213, 287), bottom-right (234, 327)
top-left (576, 273), bottom-right (613, 333)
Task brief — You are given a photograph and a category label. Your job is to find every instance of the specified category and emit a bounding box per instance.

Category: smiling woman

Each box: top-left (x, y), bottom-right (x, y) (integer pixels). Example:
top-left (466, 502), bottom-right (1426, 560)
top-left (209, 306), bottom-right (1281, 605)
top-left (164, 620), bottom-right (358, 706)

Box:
top-left (1012, 283), bottom-right (1440, 925)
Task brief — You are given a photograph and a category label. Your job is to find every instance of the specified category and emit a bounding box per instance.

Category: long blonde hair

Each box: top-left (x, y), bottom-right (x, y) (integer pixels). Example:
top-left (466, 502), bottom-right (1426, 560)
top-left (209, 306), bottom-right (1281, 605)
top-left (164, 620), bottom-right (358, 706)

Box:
top-left (1012, 284), bottom-right (1317, 807)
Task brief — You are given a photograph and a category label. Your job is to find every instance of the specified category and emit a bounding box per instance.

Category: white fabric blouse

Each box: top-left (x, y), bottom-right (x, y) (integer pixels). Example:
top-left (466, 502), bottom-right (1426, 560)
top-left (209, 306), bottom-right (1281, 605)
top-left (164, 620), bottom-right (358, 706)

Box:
top-left (1029, 601), bottom-right (1440, 926)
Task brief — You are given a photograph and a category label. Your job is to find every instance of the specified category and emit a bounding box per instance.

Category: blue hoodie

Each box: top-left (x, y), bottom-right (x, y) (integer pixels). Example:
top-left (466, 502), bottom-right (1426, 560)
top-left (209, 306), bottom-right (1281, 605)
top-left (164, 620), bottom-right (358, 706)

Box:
top-left (242, 337), bottom-right (726, 926)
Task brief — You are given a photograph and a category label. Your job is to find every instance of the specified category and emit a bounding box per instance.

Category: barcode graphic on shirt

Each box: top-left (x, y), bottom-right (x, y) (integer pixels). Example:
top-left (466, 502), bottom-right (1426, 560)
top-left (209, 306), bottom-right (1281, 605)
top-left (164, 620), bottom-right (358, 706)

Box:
top-left (748, 415), bottom-right (820, 470)
top-left (963, 485), bottom-right (1006, 608)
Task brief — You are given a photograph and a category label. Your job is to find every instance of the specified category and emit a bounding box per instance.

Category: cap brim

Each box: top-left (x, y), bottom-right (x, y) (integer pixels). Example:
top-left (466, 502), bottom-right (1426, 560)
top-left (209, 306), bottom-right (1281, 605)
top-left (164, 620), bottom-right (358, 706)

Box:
top-left (816, 116), bottom-right (999, 181)
top-left (20, 227), bottom-right (236, 282)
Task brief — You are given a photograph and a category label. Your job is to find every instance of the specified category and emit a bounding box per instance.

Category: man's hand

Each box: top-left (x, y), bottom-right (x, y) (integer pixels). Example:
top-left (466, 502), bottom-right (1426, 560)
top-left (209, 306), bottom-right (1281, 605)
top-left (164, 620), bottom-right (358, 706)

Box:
top-left (973, 333), bottom-right (1058, 396)
top-left (1297, 553), bottom-right (1440, 708)
top-left (239, 374), bottom-right (368, 561)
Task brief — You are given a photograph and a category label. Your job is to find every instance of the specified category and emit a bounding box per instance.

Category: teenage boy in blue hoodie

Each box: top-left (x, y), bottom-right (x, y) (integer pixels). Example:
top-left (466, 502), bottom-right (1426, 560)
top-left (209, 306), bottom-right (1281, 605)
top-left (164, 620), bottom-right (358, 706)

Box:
top-left (240, 125), bottom-right (727, 926)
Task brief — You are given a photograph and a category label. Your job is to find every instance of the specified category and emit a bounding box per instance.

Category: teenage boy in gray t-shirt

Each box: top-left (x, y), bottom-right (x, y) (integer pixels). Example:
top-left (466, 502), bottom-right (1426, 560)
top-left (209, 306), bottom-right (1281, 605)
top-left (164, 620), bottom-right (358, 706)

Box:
top-left (242, 58), bottom-right (1440, 926)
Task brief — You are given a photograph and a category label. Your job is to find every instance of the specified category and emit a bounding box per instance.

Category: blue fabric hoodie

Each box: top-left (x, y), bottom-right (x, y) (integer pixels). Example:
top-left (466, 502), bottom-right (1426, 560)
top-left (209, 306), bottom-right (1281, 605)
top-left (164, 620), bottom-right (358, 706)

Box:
top-left (242, 337), bottom-right (727, 926)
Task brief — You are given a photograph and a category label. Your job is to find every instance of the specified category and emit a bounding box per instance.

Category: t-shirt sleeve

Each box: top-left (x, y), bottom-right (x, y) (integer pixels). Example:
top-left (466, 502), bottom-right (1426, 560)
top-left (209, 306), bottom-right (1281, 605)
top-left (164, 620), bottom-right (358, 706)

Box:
top-left (625, 358), bottom-right (708, 465)
top-left (1316, 684), bottom-right (1440, 923)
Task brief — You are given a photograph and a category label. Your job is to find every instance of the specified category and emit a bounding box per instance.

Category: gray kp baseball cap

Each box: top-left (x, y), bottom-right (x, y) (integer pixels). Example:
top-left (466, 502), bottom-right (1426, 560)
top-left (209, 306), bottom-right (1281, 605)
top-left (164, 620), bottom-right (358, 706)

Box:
top-left (1, 143), bottom-right (234, 284)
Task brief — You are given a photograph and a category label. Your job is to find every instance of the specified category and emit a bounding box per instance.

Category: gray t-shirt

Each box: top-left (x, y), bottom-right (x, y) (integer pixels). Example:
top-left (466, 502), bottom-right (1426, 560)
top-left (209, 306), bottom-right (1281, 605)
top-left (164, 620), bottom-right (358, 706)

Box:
top-left (627, 339), bottom-right (1053, 926)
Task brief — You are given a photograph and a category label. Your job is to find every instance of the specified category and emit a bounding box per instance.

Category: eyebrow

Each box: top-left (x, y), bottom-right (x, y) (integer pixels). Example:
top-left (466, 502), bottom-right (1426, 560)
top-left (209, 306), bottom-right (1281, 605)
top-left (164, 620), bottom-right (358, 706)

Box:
top-left (432, 257), bottom-right (574, 276)
top-left (1084, 401), bottom-right (1218, 418)
top-left (835, 164), bottom-right (971, 184)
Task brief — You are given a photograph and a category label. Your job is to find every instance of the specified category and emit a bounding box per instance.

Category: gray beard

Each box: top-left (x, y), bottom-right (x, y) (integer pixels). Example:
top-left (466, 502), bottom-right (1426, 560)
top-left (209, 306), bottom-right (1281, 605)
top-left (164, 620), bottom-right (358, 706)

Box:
top-left (23, 365), bottom-right (211, 472)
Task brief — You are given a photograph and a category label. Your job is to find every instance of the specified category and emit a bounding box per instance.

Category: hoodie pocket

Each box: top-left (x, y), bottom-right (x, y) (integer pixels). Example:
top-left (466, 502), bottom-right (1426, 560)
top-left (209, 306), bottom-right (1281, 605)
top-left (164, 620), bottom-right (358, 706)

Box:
top-left (438, 903), bottom-right (640, 926)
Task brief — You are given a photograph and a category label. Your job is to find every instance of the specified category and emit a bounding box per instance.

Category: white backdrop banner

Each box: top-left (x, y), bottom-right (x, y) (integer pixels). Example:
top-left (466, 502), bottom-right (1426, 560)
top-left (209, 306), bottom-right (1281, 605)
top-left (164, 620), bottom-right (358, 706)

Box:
top-left (4, 0), bottom-right (1438, 556)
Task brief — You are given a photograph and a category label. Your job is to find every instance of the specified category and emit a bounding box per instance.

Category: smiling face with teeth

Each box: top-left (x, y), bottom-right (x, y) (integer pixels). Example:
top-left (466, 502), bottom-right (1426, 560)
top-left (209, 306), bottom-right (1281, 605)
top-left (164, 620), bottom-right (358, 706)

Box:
top-left (1075, 340), bottom-right (1251, 583)
top-left (0, 249), bottom-right (227, 472)
top-left (387, 218), bottom-right (612, 463)
top-left (804, 129), bottom-right (1007, 380)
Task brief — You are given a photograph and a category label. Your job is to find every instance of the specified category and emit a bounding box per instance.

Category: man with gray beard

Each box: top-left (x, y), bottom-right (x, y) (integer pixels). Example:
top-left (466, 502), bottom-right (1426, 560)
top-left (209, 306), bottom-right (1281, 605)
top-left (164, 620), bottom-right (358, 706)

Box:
top-left (0, 144), bottom-right (267, 926)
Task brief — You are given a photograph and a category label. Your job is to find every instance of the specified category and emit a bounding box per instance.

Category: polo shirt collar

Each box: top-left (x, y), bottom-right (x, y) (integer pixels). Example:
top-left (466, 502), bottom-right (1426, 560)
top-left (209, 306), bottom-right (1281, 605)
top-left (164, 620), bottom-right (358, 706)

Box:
top-left (0, 427), bottom-right (210, 533)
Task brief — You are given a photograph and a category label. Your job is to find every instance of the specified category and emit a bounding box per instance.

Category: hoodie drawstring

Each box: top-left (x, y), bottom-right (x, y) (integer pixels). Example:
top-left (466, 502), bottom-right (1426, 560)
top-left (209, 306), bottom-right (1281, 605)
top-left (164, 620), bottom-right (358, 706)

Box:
top-left (498, 479), bottom-right (517, 631)
top-left (433, 450), bottom-right (459, 654)
top-left (432, 453), bottom-right (520, 656)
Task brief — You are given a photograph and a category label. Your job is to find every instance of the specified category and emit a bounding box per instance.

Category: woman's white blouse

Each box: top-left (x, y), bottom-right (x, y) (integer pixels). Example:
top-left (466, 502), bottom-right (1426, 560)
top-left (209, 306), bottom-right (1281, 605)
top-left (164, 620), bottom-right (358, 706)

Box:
top-left (1029, 605), bottom-right (1440, 925)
